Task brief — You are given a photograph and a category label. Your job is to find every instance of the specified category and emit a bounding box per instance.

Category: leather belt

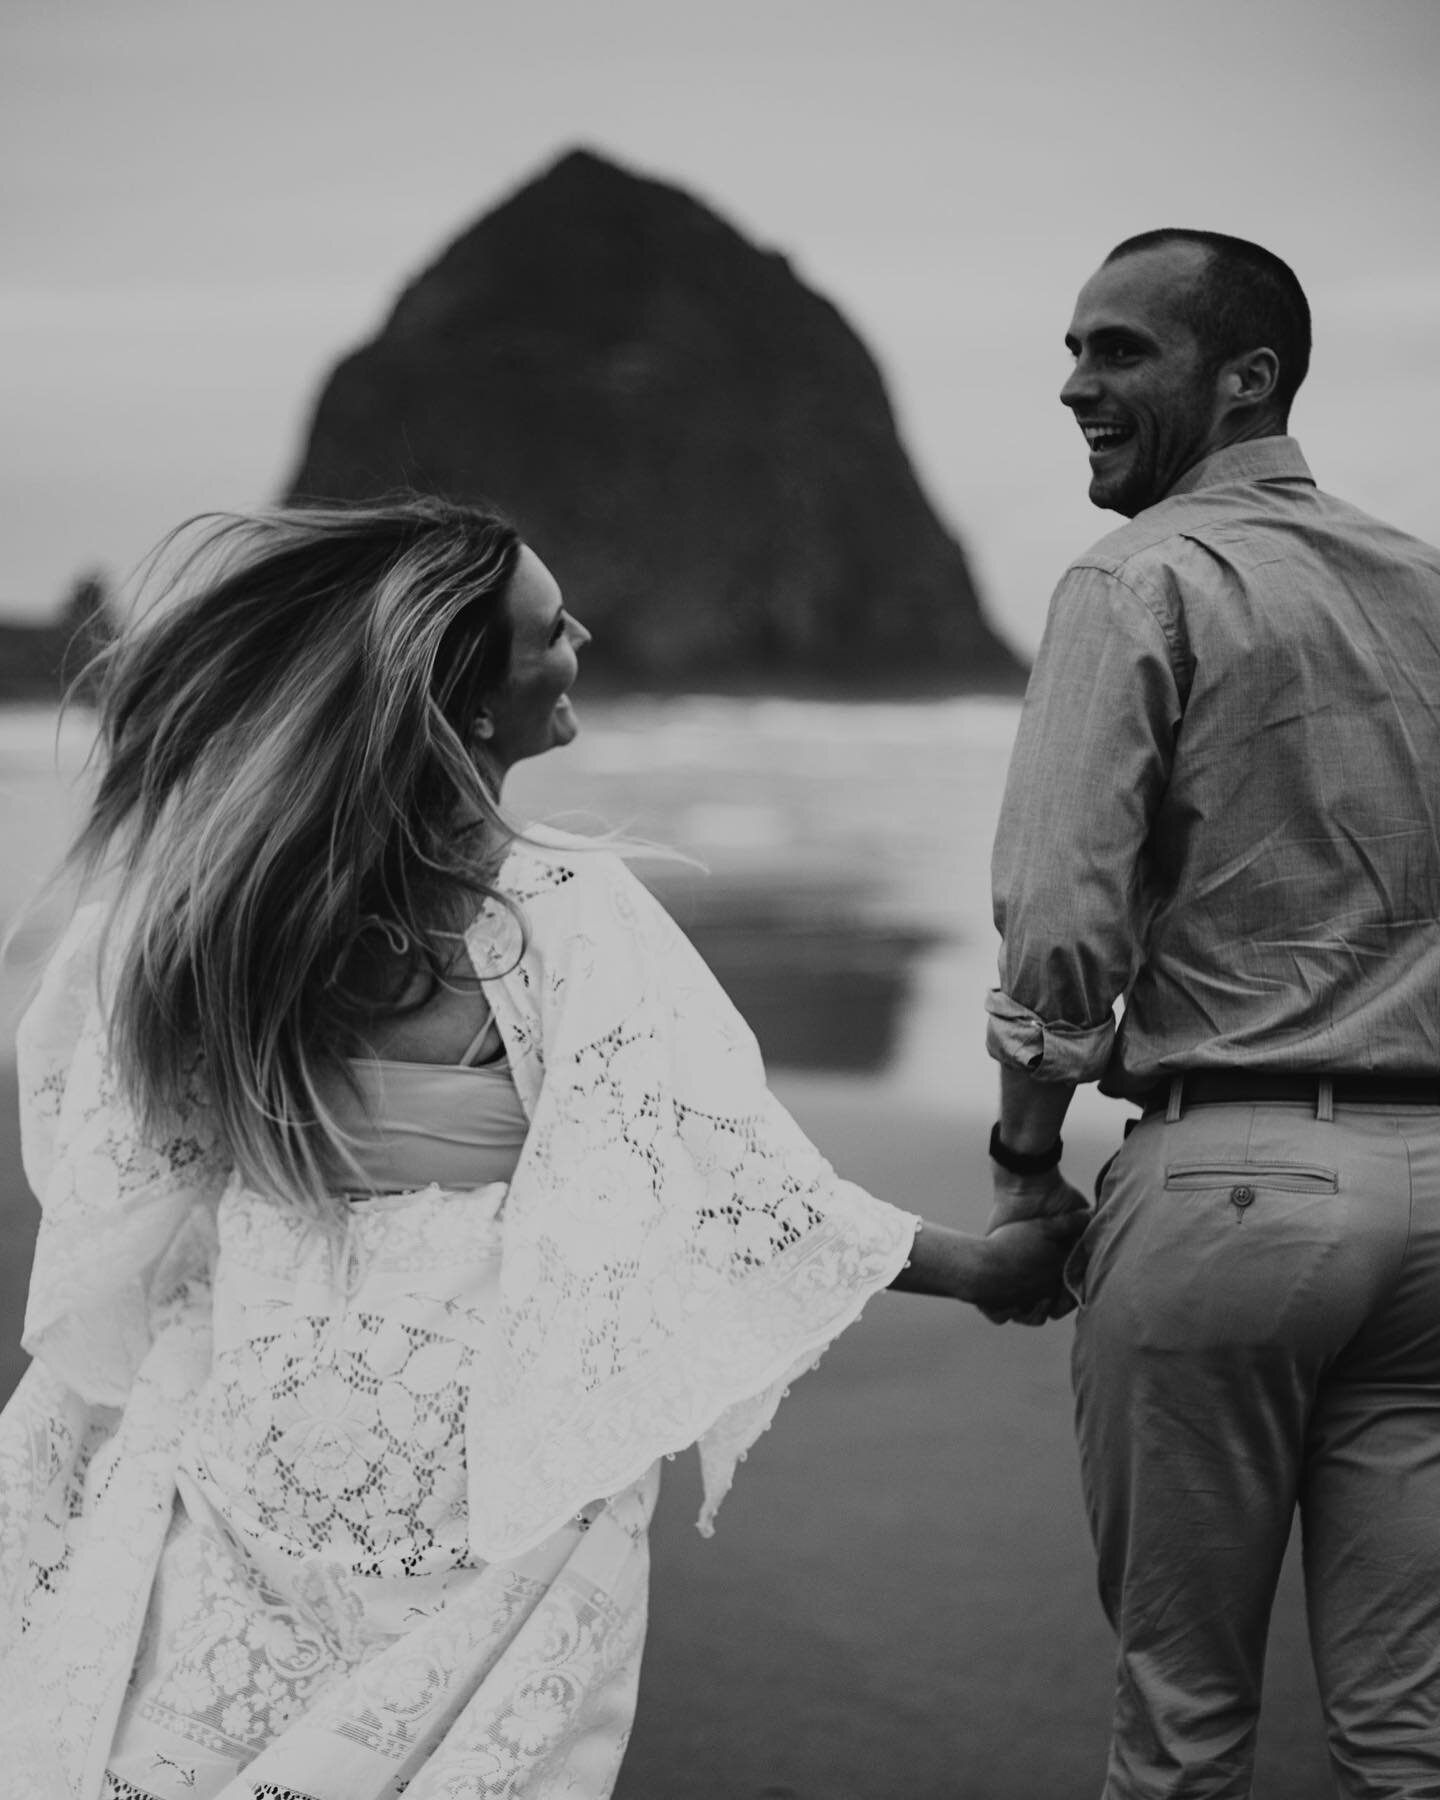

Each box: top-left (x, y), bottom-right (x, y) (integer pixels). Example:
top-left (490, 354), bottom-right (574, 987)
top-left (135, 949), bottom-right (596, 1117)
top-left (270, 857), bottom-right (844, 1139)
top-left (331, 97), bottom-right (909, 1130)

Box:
top-left (1140, 1071), bottom-right (1440, 1115)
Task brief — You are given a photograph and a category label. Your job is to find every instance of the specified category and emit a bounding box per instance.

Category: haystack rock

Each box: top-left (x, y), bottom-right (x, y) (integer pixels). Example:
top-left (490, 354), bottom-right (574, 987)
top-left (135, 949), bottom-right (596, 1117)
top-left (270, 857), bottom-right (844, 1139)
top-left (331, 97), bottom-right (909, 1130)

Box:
top-left (285, 148), bottom-right (1023, 692)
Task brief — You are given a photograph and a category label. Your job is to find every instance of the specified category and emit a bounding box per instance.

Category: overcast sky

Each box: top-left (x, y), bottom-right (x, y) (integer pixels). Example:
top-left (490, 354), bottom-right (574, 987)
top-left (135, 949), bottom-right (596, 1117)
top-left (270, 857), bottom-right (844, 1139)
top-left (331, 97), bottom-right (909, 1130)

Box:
top-left (4, 0), bottom-right (1438, 654)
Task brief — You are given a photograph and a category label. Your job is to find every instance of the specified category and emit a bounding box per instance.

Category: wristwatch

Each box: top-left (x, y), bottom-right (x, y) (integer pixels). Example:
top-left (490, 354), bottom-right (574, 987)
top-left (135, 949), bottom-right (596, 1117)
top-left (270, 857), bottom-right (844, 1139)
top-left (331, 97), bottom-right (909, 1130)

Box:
top-left (988, 1122), bottom-right (1063, 1175)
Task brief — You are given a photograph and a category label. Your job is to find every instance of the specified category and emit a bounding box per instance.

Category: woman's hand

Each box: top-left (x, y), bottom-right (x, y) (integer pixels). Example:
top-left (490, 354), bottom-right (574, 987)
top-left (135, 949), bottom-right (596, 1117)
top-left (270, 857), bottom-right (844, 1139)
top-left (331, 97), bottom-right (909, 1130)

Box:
top-left (890, 1212), bottom-right (1088, 1317)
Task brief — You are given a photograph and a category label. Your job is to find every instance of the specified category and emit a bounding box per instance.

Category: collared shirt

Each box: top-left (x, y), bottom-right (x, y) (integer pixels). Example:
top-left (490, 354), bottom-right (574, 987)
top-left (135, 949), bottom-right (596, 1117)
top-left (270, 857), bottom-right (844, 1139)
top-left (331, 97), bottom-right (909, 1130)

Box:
top-left (989, 437), bottom-right (1440, 1098)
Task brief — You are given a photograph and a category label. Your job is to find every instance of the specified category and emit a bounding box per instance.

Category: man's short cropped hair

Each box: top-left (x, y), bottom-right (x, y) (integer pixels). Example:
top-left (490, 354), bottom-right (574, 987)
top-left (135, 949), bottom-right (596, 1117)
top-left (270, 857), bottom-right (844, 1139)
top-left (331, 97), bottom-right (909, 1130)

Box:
top-left (1106, 229), bottom-right (1312, 415)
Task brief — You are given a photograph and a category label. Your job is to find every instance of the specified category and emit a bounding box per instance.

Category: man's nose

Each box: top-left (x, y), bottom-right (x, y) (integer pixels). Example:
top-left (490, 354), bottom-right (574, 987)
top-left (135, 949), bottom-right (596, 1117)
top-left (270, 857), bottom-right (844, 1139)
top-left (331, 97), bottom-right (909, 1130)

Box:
top-left (1059, 359), bottom-right (1097, 411)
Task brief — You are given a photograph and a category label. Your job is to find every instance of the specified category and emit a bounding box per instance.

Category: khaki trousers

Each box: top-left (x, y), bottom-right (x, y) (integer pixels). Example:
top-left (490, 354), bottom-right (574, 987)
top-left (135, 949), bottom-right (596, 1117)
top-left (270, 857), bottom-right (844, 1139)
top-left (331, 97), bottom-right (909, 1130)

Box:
top-left (1071, 1099), bottom-right (1440, 1799)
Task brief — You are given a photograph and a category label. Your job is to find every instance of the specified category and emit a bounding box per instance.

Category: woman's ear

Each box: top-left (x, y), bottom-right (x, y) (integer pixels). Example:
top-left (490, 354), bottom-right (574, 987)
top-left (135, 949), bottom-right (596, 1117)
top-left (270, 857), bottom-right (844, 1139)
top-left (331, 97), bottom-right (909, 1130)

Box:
top-left (470, 709), bottom-right (496, 743)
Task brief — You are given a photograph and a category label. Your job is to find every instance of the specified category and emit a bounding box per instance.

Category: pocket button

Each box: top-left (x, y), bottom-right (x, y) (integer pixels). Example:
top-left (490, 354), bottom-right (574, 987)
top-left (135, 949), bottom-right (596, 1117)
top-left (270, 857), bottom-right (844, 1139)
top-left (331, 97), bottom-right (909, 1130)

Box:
top-left (1230, 1184), bottom-right (1256, 1208)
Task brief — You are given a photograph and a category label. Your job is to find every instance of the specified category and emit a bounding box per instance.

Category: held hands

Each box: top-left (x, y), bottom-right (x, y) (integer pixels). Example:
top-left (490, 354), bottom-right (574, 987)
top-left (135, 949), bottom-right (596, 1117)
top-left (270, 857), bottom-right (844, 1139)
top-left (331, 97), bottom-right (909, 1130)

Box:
top-left (892, 1138), bottom-right (1088, 1314)
top-left (977, 1206), bottom-right (1089, 1321)
top-left (981, 1165), bottom-right (1091, 1326)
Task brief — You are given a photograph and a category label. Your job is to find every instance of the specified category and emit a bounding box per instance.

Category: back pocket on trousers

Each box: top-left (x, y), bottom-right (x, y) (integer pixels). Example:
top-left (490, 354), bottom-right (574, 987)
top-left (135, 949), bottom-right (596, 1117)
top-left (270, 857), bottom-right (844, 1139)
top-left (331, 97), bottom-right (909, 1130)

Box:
top-left (1164, 1161), bottom-right (1338, 1193)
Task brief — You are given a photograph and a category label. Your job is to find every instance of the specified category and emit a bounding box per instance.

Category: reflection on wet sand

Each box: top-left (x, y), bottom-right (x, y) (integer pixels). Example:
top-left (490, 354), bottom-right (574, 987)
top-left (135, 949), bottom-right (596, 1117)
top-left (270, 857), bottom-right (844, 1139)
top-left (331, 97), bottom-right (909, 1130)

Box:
top-left (650, 868), bottom-right (936, 1074)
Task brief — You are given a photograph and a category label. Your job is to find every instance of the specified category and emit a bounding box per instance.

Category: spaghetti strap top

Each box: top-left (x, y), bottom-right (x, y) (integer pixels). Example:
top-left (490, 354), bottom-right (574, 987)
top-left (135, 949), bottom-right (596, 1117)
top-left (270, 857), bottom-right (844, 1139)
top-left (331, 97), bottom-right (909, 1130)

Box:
top-left (332, 1009), bottom-right (530, 1194)
top-left (457, 1012), bottom-right (501, 1068)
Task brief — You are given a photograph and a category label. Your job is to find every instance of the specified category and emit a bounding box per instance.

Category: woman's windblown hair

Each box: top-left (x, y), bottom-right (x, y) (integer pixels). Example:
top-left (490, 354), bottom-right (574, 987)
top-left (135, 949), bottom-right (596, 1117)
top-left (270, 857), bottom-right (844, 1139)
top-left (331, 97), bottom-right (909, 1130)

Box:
top-left (69, 496), bottom-right (523, 1212)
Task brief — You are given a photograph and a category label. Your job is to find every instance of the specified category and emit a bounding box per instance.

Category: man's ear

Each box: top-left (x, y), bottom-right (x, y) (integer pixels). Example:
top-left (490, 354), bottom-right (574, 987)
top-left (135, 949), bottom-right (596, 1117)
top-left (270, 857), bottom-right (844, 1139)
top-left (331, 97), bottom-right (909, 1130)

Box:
top-left (1221, 347), bottom-right (1280, 411)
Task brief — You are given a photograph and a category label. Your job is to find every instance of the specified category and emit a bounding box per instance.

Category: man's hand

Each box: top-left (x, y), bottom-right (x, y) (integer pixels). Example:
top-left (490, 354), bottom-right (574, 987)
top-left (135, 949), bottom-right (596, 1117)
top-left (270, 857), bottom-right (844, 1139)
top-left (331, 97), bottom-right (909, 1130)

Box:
top-left (977, 1210), bottom-right (1089, 1319)
top-left (988, 1162), bottom-right (1090, 1230)
top-left (983, 1164), bottom-right (1090, 1325)
top-left (981, 1066), bottom-right (1088, 1323)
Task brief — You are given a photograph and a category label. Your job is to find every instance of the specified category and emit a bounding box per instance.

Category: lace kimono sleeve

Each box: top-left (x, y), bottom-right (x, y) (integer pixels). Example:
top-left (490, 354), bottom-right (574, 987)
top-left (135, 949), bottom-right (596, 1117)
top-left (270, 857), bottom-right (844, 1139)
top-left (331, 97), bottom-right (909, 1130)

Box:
top-left (15, 904), bottom-right (231, 1405)
top-left (466, 846), bottom-right (920, 1561)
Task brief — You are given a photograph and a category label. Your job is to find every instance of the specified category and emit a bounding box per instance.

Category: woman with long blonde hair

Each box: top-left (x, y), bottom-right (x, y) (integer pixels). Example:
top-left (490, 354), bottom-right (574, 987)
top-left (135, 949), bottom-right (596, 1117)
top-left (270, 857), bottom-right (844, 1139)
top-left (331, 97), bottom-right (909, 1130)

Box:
top-left (0, 496), bottom-right (1080, 1800)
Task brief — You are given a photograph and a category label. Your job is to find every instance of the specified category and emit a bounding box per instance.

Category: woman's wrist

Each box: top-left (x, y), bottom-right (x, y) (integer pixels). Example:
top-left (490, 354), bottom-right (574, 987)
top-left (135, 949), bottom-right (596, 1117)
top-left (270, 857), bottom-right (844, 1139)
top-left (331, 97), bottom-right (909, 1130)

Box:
top-left (889, 1222), bottom-right (987, 1303)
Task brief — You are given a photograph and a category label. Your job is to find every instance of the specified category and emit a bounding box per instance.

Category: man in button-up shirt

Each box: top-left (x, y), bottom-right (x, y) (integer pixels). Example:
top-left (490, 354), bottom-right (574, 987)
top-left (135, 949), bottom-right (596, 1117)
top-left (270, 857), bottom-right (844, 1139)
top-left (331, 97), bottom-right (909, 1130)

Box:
top-left (988, 231), bottom-right (1440, 1795)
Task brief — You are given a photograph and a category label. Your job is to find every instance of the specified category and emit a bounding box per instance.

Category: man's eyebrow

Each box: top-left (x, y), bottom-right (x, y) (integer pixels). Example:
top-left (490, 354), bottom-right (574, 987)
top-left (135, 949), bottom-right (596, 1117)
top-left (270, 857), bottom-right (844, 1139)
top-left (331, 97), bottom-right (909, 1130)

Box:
top-left (1067, 324), bottom-right (1159, 355)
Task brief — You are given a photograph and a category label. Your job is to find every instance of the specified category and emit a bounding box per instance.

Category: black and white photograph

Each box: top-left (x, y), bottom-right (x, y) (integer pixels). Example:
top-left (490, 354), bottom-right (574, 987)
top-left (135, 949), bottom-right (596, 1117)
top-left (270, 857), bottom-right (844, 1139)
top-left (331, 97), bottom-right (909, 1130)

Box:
top-left (3, 3), bottom-right (1439, 1795)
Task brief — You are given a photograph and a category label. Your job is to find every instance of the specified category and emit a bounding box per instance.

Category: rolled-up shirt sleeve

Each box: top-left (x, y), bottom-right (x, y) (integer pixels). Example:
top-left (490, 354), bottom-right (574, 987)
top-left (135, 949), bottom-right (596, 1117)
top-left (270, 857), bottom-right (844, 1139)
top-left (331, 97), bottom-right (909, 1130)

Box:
top-left (984, 987), bottom-right (1116, 1082)
top-left (989, 559), bottom-right (1183, 1084)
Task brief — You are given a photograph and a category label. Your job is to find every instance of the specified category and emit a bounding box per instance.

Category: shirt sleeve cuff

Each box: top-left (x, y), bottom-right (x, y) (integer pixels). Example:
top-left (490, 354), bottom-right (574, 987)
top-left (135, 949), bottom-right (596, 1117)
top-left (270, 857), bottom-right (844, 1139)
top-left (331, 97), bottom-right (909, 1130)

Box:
top-left (984, 989), bottom-right (1115, 1083)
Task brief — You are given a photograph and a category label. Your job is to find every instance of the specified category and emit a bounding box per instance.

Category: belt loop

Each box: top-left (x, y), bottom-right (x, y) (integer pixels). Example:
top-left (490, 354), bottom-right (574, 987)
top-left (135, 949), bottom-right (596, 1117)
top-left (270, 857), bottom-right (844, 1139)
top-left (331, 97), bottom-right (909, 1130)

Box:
top-left (1165, 1076), bottom-right (1184, 1123)
top-left (1317, 1077), bottom-right (1334, 1123)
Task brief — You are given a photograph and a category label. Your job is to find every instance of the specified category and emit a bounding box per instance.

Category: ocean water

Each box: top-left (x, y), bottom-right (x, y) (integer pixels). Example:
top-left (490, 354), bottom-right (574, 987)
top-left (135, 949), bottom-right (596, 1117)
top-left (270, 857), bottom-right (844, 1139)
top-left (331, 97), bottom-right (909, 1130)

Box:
top-left (0, 694), bottom-right (1117, 1133)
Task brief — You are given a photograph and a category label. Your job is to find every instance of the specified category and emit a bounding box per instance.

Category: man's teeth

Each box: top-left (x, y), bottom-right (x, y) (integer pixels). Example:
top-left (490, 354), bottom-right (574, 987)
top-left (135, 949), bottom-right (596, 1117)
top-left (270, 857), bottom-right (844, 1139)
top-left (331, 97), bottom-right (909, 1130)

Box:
top-left (1084, 424), bottom-right (1131, 450)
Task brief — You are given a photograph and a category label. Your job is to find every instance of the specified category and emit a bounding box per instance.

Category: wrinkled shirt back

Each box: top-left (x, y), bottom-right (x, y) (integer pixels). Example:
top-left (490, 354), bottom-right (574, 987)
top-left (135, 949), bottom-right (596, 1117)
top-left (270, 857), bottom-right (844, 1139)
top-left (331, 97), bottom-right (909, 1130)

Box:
top-left (990, 438), bottom-right (1440, 1097)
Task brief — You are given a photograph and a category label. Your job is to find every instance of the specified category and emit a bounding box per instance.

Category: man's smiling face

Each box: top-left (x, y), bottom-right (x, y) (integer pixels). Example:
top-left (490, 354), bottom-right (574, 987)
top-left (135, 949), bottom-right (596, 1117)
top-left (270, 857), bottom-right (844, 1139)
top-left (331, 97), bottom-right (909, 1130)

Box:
top-left (1060, 242), bottom-right (1227, 517)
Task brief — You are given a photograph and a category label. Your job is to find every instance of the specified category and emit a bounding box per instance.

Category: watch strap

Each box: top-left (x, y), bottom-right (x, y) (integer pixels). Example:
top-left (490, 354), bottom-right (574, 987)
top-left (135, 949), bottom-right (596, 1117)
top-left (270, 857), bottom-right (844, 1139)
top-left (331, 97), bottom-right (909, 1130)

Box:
top-left (988, 1121), bottom-right (1063, 1175)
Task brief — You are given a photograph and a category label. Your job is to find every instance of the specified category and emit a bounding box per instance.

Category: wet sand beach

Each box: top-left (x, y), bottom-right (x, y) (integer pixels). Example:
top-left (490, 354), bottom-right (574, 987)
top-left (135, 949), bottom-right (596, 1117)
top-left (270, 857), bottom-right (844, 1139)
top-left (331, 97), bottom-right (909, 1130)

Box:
top-left (0, 699), bottom-right (1333, 1795)
top-left (615, 1078), bottom-right (1331, 1800)
top-left (0, 1065), bottom-right (1330, 1797)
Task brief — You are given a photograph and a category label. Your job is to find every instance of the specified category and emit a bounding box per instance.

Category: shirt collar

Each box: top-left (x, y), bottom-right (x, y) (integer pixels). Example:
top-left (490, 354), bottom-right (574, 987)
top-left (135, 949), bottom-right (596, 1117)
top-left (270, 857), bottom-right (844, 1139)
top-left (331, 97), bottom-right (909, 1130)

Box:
top-left (1165, 435), bottom-right (1313, 501)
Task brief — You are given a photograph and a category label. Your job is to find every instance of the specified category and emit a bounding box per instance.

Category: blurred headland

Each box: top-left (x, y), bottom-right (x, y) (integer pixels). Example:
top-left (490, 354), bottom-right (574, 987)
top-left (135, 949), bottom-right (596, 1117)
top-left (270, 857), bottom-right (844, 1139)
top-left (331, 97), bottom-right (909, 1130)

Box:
top-left (285, 147), bottom-right (1025, 696)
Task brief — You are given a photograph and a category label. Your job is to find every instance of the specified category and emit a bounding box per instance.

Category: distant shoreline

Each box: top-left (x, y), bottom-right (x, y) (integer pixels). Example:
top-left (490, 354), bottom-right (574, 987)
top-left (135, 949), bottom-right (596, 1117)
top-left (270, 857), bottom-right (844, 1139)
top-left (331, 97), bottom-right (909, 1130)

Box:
top-left (516, 663), bottom-right (1029, 701)
top-left (0, 702), bottom-right (97, 767)
top-left (0, 669), bottom-right (1029, 711)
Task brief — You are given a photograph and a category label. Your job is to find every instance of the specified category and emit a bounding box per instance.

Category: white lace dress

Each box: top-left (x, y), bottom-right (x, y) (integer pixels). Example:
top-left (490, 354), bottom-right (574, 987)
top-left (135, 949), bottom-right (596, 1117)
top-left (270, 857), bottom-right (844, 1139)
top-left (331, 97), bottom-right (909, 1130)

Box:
top-left (0, 841), bottom-right (918, 1800)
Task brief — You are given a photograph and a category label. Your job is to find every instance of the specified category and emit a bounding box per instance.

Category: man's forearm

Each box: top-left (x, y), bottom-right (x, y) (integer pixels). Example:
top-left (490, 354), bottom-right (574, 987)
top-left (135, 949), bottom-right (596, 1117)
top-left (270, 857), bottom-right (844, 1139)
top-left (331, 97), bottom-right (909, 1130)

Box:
top-left (987, 1064), bottom-right (1086, 1236)
top-left (999, 1062), bottom-right (1075, 1154)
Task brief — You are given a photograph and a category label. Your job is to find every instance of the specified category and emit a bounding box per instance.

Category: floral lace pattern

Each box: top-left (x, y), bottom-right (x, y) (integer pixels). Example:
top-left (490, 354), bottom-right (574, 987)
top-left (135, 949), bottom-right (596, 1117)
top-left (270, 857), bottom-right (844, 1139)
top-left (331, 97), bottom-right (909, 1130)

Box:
top-left (103, 1776), bottom-right (168, 1799)
top-left (0, 1280), bottom-right (215, 1797)
top-left (1, 838), bottom-right (915, 1796)
top-left (464, 844), bottom-right (919, 1557)
top-left (188, 1180), bottom-right (507, 1581)
top-left (102, 1463), bottom-right (655, 1800)
top-left (91, 1170), bottom-right (657, 1800)
top-left (17, 903), bottom-right (231, 1407)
